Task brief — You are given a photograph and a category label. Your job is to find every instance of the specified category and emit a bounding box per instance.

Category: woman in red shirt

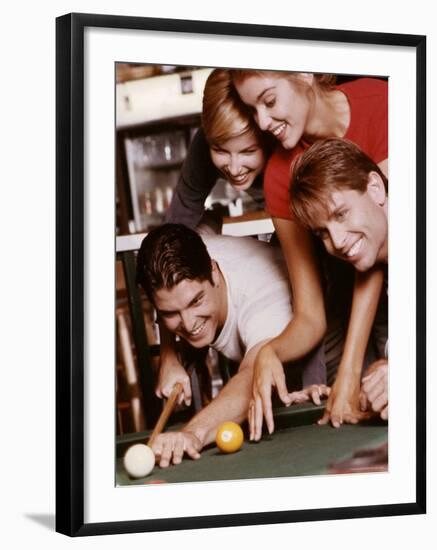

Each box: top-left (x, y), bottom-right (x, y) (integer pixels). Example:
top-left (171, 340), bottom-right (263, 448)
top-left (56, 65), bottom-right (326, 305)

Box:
top-left (232, 70), bottom-right (388, 439)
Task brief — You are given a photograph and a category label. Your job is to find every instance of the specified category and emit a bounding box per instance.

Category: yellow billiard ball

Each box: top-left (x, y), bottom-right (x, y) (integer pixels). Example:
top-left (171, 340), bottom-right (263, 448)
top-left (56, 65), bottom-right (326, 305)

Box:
top-left (215, 421), bottom-right (244, 453)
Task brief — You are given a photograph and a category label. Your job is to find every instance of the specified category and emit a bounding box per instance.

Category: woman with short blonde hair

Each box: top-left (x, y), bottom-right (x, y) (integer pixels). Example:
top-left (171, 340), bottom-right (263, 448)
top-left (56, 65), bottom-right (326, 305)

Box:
top-left (165, 68), bottom-right (270, 228)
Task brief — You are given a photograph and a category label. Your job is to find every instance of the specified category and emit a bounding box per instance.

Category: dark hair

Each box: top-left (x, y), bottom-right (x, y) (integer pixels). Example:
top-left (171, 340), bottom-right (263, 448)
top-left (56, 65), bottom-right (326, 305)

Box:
top-left (136, 224), bottom-right (213, 304)
top-left (290, 138), bottom-right (388, 229)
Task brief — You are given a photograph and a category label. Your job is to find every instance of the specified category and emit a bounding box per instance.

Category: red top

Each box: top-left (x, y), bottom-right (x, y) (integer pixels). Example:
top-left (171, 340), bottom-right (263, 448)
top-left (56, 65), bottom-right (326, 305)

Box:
top-left (264, 78), bottom-right (388, 220)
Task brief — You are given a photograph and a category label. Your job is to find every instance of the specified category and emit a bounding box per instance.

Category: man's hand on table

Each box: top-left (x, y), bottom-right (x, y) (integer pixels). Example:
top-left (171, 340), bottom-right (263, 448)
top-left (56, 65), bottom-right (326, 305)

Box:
top-left (151, 430), bottom-right (203, 468)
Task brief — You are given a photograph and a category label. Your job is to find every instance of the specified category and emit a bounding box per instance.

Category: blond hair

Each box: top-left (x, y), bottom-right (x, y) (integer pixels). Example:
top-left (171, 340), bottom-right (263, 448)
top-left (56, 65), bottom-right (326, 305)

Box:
top-left (202, 69), bottom-right (262, 145)
top-left (231, 69), bottom-right (336, 91)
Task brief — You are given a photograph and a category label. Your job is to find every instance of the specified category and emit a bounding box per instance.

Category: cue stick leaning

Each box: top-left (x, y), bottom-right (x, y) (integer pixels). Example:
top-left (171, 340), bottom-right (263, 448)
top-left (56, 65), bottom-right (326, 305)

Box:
top-left (147, 382), bottom-right (183, 448)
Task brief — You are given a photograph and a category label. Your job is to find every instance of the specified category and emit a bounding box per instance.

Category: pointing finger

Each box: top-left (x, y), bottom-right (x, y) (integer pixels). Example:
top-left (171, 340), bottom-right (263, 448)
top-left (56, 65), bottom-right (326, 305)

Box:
top-left (311, 386), bottom-right (321, 406)
top-left (254, 395), bottom-right (264, 442)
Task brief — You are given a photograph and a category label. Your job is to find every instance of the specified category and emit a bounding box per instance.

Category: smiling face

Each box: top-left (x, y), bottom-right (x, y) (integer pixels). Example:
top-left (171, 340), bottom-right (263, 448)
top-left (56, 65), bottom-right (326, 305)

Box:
top-left (209, 130), bottom-right (266, 191)
top-left (234, 73), bottom-right (314, 150)
top-left (313, 173), bottom-right (388, 271)
top-left (153, 263), bottom-right (227, 348)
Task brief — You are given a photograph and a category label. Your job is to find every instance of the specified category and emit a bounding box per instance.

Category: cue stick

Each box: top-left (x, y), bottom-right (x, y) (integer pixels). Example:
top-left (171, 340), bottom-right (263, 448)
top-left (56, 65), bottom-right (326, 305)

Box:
top-left (147, 382), bottom-right (184, 448)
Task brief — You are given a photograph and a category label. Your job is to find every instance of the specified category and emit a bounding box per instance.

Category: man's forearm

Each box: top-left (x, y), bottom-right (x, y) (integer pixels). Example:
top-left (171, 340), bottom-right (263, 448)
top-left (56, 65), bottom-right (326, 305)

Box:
top-left (183, 366), bottom-right (253, 447)
top-left (182, 341), bottom-right (267, 447)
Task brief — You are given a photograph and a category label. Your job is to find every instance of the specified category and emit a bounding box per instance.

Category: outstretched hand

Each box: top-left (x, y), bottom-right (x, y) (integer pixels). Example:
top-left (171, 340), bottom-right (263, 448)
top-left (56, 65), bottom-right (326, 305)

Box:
top-left (318, 370), bottom-right (371, 428)
top-left (248, 345), bottom-right (292, 442)
top-left (288, 384), bottom-right (331, 406)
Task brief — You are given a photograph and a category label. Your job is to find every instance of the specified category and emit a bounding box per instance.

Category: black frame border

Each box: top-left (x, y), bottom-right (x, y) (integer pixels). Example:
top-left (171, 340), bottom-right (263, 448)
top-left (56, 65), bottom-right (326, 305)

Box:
top-left (56, 12), bottom-right (426, 537)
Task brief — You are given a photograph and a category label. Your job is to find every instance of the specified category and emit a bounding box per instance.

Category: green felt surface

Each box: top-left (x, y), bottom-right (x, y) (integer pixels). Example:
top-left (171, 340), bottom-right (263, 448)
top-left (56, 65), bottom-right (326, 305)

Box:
top-left (116, 403), bottom-right (387, 486)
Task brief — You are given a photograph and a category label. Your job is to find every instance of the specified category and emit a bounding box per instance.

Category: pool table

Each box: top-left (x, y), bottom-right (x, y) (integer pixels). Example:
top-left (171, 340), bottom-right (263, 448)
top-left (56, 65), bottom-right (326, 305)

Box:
top-left (116, 402), bottom-right (388, 485)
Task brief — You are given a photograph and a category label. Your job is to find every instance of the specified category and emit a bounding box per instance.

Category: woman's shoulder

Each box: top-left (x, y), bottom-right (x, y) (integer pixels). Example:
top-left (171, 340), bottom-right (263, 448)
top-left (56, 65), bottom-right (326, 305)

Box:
top-left (339, 77), bottom-right (387, 98)
top-left (188, 126), bottom-right (210, 154)
top-left (341, 78), bottom-right (388, 162)
top-left (182, 127), bottom-right (219, 180)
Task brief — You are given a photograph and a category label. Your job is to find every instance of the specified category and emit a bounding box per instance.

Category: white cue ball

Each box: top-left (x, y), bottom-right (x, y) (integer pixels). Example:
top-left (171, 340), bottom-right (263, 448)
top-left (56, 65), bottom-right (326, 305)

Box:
top-left (123, 443), bottom-right (155, 478)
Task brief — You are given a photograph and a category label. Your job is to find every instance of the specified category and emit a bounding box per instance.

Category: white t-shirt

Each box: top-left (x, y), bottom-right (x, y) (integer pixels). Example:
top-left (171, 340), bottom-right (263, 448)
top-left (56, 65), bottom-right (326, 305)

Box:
top-left (203, 235), bottom-right (293, 362)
